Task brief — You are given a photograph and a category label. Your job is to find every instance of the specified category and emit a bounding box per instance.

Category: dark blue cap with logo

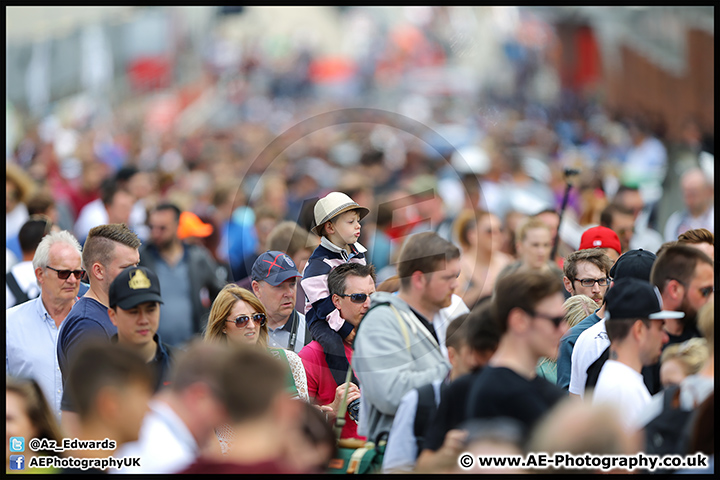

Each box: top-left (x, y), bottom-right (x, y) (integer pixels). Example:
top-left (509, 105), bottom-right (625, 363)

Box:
top-left (251, 251), bottom-right (301, 286)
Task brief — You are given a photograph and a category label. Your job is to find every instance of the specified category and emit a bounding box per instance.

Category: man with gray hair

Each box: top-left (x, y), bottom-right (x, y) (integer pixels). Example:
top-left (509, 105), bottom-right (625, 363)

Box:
top-left (6, 229), bottom-right (84, 418)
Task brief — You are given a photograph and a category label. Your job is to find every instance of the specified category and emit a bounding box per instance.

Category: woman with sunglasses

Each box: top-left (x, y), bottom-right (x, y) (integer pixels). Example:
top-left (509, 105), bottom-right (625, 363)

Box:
top-left (203, 284), bottom-right (309, 454)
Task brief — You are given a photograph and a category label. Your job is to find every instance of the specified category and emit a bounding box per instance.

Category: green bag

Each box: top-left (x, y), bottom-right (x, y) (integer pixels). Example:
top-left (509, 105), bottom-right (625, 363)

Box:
top-left (327, 361), bottom-right (387, 474)
top-left (327, 434), bottom-right (387, 474)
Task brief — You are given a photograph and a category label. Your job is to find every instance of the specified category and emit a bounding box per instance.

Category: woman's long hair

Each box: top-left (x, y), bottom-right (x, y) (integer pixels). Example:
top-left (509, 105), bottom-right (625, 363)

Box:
top-left (6, 376), bottom-right (64, 455)
top-left (204, 284), bottom-right (269, 348)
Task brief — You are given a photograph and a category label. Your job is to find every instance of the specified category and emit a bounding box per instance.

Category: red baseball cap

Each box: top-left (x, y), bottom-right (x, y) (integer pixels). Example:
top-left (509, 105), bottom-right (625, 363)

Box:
top-left (579, 226), bottom-right (622, 255)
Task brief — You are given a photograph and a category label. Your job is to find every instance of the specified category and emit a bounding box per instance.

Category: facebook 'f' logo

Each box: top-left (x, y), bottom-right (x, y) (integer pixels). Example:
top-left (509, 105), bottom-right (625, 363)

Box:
top-left (9, 455), bottom-right (25, 470)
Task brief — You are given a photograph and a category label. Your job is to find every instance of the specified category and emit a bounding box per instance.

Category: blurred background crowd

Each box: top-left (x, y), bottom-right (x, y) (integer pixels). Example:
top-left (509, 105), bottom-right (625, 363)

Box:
top-left (6, 6), bottom-right (714, 283)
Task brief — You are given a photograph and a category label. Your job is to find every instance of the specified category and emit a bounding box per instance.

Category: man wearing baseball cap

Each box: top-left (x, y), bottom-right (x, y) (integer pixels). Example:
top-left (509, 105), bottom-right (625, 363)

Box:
top-left (108, 266), bottom-right (174, 392)
top-left (579, 226), bottom-right (622, 263)
top-left (251, 250), bottom-right (312, 354)
top-left (591, 277), bottom-right (678, 433)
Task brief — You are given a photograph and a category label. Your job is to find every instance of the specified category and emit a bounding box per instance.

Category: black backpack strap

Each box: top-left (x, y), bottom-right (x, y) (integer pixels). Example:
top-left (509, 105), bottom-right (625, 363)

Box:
top-left (6, 271), bottom-right (30, 305)
top-left (585, 346), bottom-right (610, 392)
top-left (414, 383), bottom-right (438, 456)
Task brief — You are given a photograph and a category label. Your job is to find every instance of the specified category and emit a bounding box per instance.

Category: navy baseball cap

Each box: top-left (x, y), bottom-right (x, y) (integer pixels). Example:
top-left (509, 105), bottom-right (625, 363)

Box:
top-left (609, 248), bottom-right (657, 281)
top-left (605, 277), bottom-right (684, 321)
top-left (251, 251), bottom-right (301, 286)
top-left (109, 266), bottom-right (164, 310)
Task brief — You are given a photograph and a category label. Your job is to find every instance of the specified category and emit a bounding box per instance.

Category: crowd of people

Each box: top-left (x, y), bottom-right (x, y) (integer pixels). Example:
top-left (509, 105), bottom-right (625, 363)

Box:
top-left (5, 179), bottom-right (714, 473)
top-left (5, 7), bottom-right (715, 475)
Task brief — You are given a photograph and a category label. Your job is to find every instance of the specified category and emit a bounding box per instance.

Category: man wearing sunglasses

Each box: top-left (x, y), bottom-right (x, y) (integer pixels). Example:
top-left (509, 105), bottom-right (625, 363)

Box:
top-left (643, 244), bottom-right (714, 392)
top-left (298, 262), bottom-right (376, 440)
top-left (651, 244), bottom-right (714, 344)
top-left (6, 230), bottom-right (83, 419)
top-left (465, 269), bottom-right (568, 437)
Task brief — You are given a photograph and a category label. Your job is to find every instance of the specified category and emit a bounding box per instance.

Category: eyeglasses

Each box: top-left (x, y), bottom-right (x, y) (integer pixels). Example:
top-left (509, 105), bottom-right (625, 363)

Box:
top-left (46, 266), bottom-right (85, 280)
top-left (337, 293), bottom-right (369, 304)
top-left (525, 310), bottom-right (565, 328)
top-left (574, 278), bottom-right (610, 288)
top-left (226, 313), bottom-right (266, 328)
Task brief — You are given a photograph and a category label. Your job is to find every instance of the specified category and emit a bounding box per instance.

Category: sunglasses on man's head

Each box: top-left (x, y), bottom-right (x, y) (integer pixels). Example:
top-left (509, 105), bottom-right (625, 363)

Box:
top-left (46, 266), bottom-right (85, 280)
top-left (337, 293), bottom-right (369, 304)
top-left (226, 313), bottom-right (267, 328)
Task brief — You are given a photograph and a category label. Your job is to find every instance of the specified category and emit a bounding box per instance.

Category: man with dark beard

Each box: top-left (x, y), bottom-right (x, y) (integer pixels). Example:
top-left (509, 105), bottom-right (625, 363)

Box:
top-left (582, 245), bottom-right (713, 398)
top-left (650, 245), bottom-right (715, 345)
top-left (139, 203), bottom-right (228, 347)
top-left (650, 244), bottom-right (713, 344)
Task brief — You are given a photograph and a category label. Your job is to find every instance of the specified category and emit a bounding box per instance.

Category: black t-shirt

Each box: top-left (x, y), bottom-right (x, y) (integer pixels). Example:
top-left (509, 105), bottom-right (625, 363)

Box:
top-left (423, 368), bottom-right (483, 452)
top-left (409, 307), bottom-right (439, 344)
top-left (465, 366), bottom-right (565, 438)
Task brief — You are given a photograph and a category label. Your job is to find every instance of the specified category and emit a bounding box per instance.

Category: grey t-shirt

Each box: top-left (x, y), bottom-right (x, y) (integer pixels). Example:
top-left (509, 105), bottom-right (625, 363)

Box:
top-left (154, 257), bottom-right (194, 347)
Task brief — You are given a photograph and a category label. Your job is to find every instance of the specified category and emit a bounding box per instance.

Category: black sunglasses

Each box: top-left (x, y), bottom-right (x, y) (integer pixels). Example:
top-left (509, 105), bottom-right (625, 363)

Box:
top-left (337, 293), bottom-right (369, 304)
top-left (226, 313), bottom-right (267, 328)
top-left (525, 310), bottom-right (565, 328)
top-left (46, 266), bottom-right (85, 280)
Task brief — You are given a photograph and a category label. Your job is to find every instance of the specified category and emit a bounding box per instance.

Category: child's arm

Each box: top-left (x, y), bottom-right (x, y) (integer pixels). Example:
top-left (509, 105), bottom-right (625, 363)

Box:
top-left (301, 269), bottom-right (353, 337)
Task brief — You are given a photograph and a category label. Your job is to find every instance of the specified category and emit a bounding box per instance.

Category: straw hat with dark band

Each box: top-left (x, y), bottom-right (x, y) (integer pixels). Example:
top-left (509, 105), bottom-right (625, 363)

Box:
top-left (311, 192), bottom-right (370, 236)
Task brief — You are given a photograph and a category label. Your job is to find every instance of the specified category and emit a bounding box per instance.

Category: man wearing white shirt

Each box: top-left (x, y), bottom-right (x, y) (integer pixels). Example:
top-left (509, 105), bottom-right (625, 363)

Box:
top-left (110, 341), bottom-right (231, 474)
top-left (6, 230), bottom-right (83, 418)
top-left (591, 278), bottom-right (676, 433)
top-left (6, 216), bottom-right (54, 308)
top-left (74, 177), bottom-right (136, 245)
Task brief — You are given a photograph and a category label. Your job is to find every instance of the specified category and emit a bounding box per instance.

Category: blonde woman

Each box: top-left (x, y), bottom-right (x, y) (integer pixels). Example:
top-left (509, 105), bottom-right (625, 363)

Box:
top-left (659, 338), bottom-right (709, 388)
top-left (537, 294), bottom-right (598, 384)
top-left (204, 284), bottom-right (309, 454)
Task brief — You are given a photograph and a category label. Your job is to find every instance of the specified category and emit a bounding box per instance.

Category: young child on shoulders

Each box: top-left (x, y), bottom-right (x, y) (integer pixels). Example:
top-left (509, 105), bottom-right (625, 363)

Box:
top-left (302, 191), bottom-right (370, 386)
